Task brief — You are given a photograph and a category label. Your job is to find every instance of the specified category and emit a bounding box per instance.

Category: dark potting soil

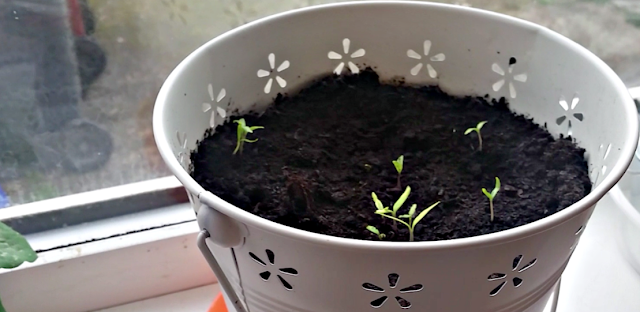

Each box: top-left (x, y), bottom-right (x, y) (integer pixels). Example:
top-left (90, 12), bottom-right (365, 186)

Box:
top-left (191, 69), bottom-right (591, 242)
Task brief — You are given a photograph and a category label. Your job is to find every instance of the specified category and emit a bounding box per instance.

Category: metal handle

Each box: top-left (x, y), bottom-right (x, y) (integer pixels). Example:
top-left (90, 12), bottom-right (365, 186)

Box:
top-left (550, 277), bottom-right (561, 312)
top-left (197, 230), bottom-right (248, 312)
top-left (626, 86), bottom-right (640, 170)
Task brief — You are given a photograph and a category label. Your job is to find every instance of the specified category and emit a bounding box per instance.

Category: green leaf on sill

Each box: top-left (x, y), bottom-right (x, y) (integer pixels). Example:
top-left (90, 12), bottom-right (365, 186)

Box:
top-left (0, 221), bottom-right (37, 269)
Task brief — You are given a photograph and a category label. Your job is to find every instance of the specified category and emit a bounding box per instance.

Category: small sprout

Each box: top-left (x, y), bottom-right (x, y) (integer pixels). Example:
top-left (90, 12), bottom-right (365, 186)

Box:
top-left (392, 155), bottom-right (403, 174)
top-left (482, 177), bottom-right (501, 222)
top-left (372, 186), bottom-right (411, 232)
top-left (364, 164), bottom-right (373, 171)
top-left (464, 120), bottom-right (488, 151)
top-left (366, 225), bottom-right (386, 240)
top-left (379, 201), bottom-right (441, 241)
top-left (392, 155), bottom-right (404, 189)
top-left (233, 118), bottom-right (264, 155)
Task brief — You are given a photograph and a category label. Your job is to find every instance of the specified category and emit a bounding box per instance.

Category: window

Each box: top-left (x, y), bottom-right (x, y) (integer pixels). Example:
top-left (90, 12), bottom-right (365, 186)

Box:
top-left (0, 0), bottom-right (639, 231)
top-left (0, 1), bottom-right (639, 311)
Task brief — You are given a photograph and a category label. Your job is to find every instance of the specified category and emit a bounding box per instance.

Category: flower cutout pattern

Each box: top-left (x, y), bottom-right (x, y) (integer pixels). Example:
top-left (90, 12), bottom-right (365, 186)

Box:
top-left (570, 225), bottom-right (585, 251)
top-left (487, 255), bottom-right (537, 297)
top-left (257, 53), bottom-right (290, 94)
top-left (556, 95), bottom-right (584, 136)
top-left (187, 190), bottom-right (201, 214)
top-left (593, 143), bottom-right (612, 185)
top-left (328, 38), bottom-right (366, 74)
top-left (492, 57), bottom-right (528, 98)
top-left (363, 273), bottom-right (423, 309)
top-left (249, 249), bottom-right (298, 291)
top-left (407, 40), bottom-right (446, 78)
top-left (176, 131), bottom-right (189, 169)
top-left (202, 84), bottom-right (227, 128)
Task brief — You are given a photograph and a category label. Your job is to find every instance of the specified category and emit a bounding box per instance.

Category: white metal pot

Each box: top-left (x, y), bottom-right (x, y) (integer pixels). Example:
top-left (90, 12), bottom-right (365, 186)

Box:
top-left (153, 2), bottom-right (638, 312)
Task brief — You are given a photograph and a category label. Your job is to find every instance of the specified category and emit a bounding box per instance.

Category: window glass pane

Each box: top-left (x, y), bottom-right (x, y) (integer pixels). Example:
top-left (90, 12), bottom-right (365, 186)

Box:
top-left (0, 0), bottom-right (638, 208)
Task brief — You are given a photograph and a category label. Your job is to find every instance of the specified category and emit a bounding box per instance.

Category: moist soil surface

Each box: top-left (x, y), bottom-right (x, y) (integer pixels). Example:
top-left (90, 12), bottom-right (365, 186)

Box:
top-left (191, 69), bottom-right (591, 242)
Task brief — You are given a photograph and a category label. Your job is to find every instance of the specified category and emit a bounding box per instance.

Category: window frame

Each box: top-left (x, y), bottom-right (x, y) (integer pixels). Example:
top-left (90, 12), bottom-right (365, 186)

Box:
top-left (0, 176), bottom-right (188, 235)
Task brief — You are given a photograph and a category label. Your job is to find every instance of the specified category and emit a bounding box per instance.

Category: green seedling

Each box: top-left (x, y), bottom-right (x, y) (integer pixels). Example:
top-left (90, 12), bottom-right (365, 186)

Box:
top-left (366, 225), bottom-right (386, 240)
top-left (377, 201), bottom-right (441, 242)
top-left (233, 118), bottom-right (264, 155)
top-left (482, 177), bottom-right (501, 222)
top-left (0, 222), bottom-right (37, 312)
top-left (392, 155), bottom-right (404, 189)
top-left (464, 120), bottom-right (488, 151)
top-left (372, 186), bottom-right (411, 232)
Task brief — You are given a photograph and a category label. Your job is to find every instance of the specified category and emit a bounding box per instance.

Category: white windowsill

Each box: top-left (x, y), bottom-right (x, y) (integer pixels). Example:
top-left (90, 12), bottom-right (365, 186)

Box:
top-left (96, 284), bottom-right (221, 312)
top-left (0, 206), bottom-right (216, 312)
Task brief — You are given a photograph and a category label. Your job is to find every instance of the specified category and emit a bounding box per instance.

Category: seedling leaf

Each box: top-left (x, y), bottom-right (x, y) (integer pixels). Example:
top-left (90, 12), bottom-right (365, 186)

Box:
top-left (392, 155), bottom-right (404, 174)
top-left (464, 128), bottom-right (474, 135)
top-left (366, 225), bottom-right (380, 235)
top-left (413, 201), bottom-right (440, 227)
top-left (372, 192), bottom-right (384, 210)
top-left (482, 188), bottom-right (492, 199)
top-left (234, 123), bottom-right (243, 154)
top-left (408, 204), bottom-right (417, 218)
top-left (492, 177), bottom-right (501, 197)
top-left (366, 225), bottom-right (385, 240)
top-left (234, 118), bottom-right (246, 128)
top-left (393, 186), bottom-right (411, 213)
top-left (477, 120), bottom-right (488, 130)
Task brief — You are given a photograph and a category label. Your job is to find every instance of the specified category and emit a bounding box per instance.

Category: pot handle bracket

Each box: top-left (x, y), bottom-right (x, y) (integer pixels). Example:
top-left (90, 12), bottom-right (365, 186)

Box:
top-left (197, 201), bottom-right (247, 248)
top-left (196, 202), bottom-right (248, 312)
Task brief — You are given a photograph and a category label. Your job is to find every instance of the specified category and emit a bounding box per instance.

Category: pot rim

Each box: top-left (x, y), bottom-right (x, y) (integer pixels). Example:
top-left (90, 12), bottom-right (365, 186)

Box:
top-left (153, 1), bottom-right (639, 251)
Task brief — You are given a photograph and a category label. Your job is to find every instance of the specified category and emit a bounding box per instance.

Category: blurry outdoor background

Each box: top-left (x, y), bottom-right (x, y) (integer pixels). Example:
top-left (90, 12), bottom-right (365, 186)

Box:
top-left (0, 0), bottom-right (639, 207)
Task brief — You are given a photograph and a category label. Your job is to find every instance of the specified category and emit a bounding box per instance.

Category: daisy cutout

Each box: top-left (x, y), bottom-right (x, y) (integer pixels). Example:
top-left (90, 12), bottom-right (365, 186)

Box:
top-left (488, 255), bottom-right (537, 297)
top-left (328, 38), bottom-right (366, 74)
top-left (407, 40), bottom-right (446, 78)
top-left (249, 249), bottom-right (298, 291)
top-left (257, 53), bottom-right (290, 94)
top-left (556, 95), bottom-right (583, 136)
top-left (363, 273), bottom-right (423, 309)
top-left (176, 131), bottom-right (188, 168)
top-left (202, 84), bottom-right (227, 128)
top-left (492, 57), bottom-right (528, 98)
top-left (593, 143), bottom-right (612, 184)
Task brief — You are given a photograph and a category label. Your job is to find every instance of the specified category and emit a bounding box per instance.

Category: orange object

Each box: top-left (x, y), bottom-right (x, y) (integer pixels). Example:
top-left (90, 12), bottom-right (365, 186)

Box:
top-left (207, 293), bottom-right (228, 312)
